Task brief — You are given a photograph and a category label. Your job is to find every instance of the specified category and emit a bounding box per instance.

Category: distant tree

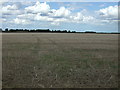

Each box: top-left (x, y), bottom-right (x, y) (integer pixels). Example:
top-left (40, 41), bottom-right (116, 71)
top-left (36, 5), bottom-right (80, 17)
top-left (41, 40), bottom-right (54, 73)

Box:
top-left (68, 30), bottom-right (71, 33)
top-left (0, 28), bottom-right (2, 32)
top-left (63, 30), bottom-right (67, 33)
top-left (85, 31), bottom-right (96, 33)
top-left (72, 31), bottom-right (76, 33)
top-left (5, 28), bottom-right (8, 32)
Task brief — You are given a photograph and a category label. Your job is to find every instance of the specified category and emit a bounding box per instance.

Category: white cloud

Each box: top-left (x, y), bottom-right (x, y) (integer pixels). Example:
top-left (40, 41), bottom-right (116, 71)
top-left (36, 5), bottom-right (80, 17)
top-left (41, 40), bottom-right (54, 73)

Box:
top-left (0, 18), bottom-right (6, 23)
top-left (52, 7), bottom-right (71, 17)
top-left (1, 4), bottom-right (22, 15)
top-left (97, 5), bottom-right (118, 20)
top-left (13, 18), bottom-right (31, 24)
top-left (1, 1), bottom-right (117, 26)
top-left (16, 5), bottom-right (97, 25)
top-left (25, 1), bottom-right (50, 14)
top-left (20, 1), bottom-right (33, 6)
top-left (3, 4), bottom-right (18, 10)
top-left (22, 2), bottom-right (71, 25)
top-left (0, 0), bottom-right (9, 4)
top-left (69, 12), bottom-right (96, 24)
top-left (34, 13), bottom-right (54, 22)
top-left (51, 22), bottom-right (60, 25)
top-left (72, 12), bottom-right (83, 21)
top-left (34, 13), bottom-right (67, 25)
top-left (83, 16), bottom-right (95, 23)
top-left (17, 13), bottom-right (35, 20)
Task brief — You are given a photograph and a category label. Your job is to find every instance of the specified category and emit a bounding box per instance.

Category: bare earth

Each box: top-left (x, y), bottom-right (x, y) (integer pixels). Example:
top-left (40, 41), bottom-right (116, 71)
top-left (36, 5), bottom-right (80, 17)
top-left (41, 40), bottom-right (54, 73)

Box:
top-left (2, 33), bottom-right (118, 88)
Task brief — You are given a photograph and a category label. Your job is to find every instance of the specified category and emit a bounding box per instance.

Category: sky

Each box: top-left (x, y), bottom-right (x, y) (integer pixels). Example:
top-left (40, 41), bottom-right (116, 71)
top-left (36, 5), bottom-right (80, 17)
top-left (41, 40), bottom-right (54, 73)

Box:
top-left (0, 0), bottom-right (119, 32)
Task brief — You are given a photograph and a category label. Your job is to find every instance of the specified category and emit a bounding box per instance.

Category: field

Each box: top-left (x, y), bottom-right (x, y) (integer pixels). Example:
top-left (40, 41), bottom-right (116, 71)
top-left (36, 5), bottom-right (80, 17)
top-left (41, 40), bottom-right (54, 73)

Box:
top-left (0, 33), bottom-right (2, 89)
top-left (2, 33), bottom-right (118, 88)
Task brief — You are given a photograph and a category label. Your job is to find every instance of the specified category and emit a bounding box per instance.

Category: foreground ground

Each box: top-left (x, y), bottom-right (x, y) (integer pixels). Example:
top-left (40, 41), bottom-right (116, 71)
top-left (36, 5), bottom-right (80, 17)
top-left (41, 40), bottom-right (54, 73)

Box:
top-left (2, 33), bottom-right (118, 88)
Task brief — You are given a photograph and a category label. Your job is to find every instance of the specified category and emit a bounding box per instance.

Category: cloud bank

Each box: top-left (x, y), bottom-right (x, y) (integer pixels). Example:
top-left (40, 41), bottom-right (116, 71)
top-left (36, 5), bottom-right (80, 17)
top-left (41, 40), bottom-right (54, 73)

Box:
top-left (0, 1), bottom-right (118, 26)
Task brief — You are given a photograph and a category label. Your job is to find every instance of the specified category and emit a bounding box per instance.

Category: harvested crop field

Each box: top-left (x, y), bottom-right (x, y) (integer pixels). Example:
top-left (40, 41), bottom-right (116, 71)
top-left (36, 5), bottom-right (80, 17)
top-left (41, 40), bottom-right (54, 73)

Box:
top-left (2, 33), bottom-right (118, 88)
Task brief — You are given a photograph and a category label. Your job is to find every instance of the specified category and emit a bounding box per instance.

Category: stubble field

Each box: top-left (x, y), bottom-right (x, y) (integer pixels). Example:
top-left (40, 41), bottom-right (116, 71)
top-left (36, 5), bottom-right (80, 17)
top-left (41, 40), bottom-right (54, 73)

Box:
top-left (2, 33), bottom-right (118, 88)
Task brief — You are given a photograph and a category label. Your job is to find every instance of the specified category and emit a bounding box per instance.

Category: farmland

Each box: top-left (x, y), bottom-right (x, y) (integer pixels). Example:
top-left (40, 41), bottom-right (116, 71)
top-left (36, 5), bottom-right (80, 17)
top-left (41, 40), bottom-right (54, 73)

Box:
top-left (2, 33), bottom-right (118, 88)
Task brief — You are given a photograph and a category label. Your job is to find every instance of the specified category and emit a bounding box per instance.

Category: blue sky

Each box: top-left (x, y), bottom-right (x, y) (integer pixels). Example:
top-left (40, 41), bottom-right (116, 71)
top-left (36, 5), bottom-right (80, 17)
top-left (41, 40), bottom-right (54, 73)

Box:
top-left (0, 1), bottom-right (119, 32)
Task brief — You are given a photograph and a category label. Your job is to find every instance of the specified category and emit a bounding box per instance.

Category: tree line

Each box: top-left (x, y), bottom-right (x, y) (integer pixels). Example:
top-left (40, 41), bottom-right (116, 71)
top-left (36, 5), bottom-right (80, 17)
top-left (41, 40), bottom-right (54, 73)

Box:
top-left (1, 28), bottom-right (118, 34)
top-left (1, 28), bottom-right (76, 33)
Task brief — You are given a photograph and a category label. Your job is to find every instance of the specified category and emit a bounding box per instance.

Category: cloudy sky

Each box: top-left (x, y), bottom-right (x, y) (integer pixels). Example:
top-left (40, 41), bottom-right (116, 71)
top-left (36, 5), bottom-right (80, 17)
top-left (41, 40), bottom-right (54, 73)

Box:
top-left (0, 1), bottom-right (119, 32)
